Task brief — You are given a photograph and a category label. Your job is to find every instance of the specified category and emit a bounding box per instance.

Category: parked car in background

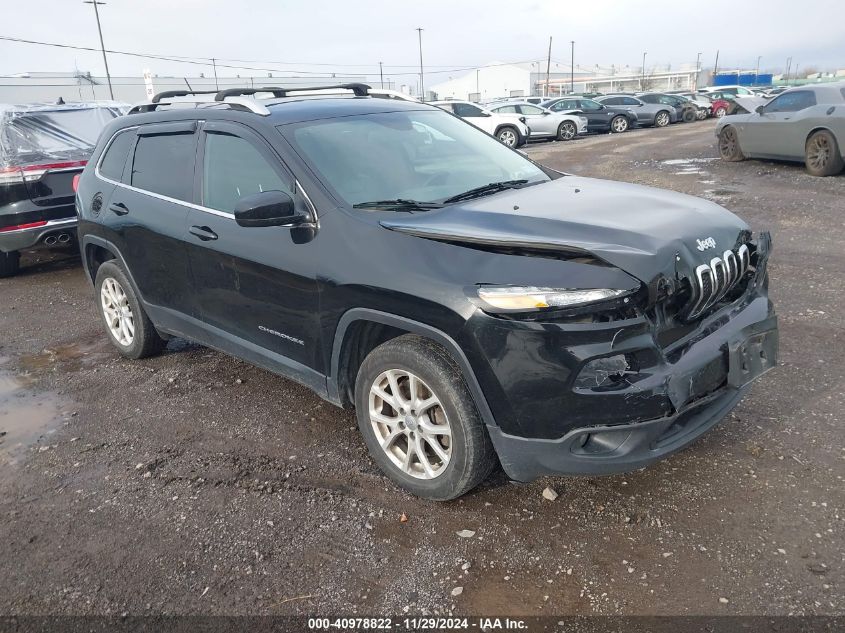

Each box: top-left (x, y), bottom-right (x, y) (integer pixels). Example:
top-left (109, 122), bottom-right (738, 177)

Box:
top-left (635, 93), bottom-right (693, 124)
top-left (76, 84), bottom-right (778, 499)
top-left (674, 92), bottom-right (731, 118)
top-left (700, 85), bottom-right (758, 98)
top-left (594, 94), bottom-right (677, 128)
top-left (716, 82), bottom-right (845, 176)
top-left (0, 101), bottom-right (124, 277)
top-left (431, 100), bottom-right (529, 147)
top-left (669, 92), bottom-right (712, 119)
top-left (487, 101), bottom-right (587, 141)
top-left (542, 96), bottom-right (637, 133)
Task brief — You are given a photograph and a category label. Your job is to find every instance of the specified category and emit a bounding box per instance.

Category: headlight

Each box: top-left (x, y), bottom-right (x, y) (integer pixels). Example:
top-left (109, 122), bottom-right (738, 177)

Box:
top-left (477, 286), bottom-right (631, 312)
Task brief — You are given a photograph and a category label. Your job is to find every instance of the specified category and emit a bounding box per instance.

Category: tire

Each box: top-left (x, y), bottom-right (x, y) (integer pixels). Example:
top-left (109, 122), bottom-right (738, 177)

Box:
top-left (682, 108), bottom-right (697, 123)
top-left (696, 109), bottom-right (708, 121)
top-left (718, 126), bottom-right (745, 162)
top-left (654, 110), bottom-right (670, 128)
top-left (610, 115), bottom-right (629, 133)
top-left (804, 130), bottom-right (845, 177)
top-left (354, 334), bottom-right (496, 500)
top-left (496, 126), bottom-right (519, 148)
top-left (94, 260), bottom-right (165, 360)
top-left (557, 121), bottom-right (577, 141)
top-left (0, 250), bottom-right (20, 278)
top-left (714, 106), bottom-right (727, 118)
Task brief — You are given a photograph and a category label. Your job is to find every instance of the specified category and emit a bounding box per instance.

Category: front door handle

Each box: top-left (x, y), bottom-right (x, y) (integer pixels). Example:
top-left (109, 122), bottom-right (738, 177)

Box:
top-left (109, 202), bottom-right (129, 216)
top-left (189, 225), bottom-right (218, 241)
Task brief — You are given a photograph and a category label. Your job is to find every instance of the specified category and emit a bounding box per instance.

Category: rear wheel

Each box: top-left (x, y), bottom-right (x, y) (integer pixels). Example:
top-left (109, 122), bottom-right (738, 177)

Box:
top-left (654, 110), bottom-right (670, 127)
top-left (557, 121), bottom-right (577, 140)
top-left (95, 260), bottom-right (165, 359)
top-left (805, 130), bottom-right (845, 176)
top-left (610, 115), bottom-right (629, 133)
top-left (0, 250), bottom-right (20, 278)
top-left (496, 126), bottom-right (519, 147)
top-left (696, 108), bottom-right (708, 120)
top-left (355, 335), bottom-right (496, 500)
top-left (718, 126), bottom-right (745, 162)
top-left (714, 106), bottom-right (727, 118)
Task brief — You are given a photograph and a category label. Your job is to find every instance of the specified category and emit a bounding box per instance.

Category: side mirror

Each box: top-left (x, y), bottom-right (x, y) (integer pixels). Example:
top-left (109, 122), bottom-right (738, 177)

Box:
top-left (234, 190), bottom-right (309, 228)
top-left (481, 111), bottom-right (492, 117)
top-left (541, 111), bottom-right (551, 115)
top-left (755, 105), bottom-right (766, 114)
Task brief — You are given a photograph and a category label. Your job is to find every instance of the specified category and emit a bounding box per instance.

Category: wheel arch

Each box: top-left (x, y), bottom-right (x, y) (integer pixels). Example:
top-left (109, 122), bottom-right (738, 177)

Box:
top-left (328, 308), bottom-right (497, 428)
top-left (806, 125), bottom-right (841, 150)
top-left (81, 236), bottom-right (146, 305)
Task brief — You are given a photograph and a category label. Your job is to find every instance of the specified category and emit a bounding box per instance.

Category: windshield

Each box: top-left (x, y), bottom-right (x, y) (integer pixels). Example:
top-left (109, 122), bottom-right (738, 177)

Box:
top-left (280, 108), bottom-right (549, 207)
top-left (0, 106), bottom-right (120, 166)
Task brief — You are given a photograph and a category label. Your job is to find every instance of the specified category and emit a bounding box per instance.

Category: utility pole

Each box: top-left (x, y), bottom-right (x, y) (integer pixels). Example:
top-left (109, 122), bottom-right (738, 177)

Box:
top-left (641, 51), bottom-right (647, 90)
top-left (785, 57), bottom-right (792, 85)
top-left (476, 68), bottom-right (480, 97)
top-left (211, 58), bottom-right (219, 90)
top-left (545, 36), bottom-right (552, 99)
top-left (83, 0), bottom-right (113, 100)
top-left (570, 40), bottom-right (575, 93)
top-left (694, 52), bottom-right (702, 90)
top-left (755, 56), bottom-right (761, 85)
top-left (416, 28), bottom-right (424, 100)
top-left (713, 49), bottom-right (720, 78)
top-left (379, 62), bottom-right (384, 88)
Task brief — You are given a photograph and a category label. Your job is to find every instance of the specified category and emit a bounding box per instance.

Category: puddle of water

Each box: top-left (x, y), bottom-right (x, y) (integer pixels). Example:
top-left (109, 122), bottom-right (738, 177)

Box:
top-left (662, 158), bottom-right (717, 166)
top-left (0, 370), bottom-right (63, 467)
top-left (19, 338), bottom-right (111, 373)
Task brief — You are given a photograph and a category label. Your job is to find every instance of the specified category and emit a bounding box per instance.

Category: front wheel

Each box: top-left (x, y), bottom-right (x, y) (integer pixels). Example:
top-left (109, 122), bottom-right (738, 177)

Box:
top-left (696, 108), bottom-right (708, 120)
top-left (0, 250), bottom-right (21, 278)
top-left (496, 126), bottom-right (519, 147)
top-left (355, 335), bottom-right (496, 500)
top-left (714, 106), bottom-right (727, 118)
top-left (805, 130), bottom-right (845, 176)
top-left (654, 111), bottom-right (670, 127)
top-left (557, 121), bottom-right (577, 140)
top-left (610, 115), bottom-right (629, 133)
top-left (718, 126), bottom-right (745, 162)
top-left (95, 260), bottom-right (165, 359)
top-left (682, 108), bottom-right (697, 123)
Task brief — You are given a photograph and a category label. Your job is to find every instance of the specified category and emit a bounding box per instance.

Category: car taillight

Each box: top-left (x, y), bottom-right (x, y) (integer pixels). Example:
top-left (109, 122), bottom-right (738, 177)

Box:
top-left (72, 174), bottom-right (81, 192)
top-left (0, 160), bottom-right (87, 185)
top-left (0, 220), bottom-right (48, 233)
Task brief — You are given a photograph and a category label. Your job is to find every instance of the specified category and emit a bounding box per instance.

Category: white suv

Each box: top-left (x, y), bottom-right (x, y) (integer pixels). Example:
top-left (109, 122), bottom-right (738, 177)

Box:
top-left (431, 100), bottom-right (530, 147)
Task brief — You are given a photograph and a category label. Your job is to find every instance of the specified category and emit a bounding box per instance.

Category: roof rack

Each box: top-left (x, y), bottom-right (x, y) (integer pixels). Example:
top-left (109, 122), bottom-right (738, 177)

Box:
top-left (131, 83), bottom-right (376, 117)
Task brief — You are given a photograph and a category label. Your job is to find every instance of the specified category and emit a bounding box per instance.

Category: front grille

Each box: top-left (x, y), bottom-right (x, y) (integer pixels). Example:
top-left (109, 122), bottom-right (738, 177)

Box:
top-left (682, 243), bottom-right (751, 320)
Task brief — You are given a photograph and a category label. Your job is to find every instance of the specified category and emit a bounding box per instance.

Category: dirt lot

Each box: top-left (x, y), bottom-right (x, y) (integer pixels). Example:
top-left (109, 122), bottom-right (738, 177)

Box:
top-left (0, 120), bottom-right (842, 618)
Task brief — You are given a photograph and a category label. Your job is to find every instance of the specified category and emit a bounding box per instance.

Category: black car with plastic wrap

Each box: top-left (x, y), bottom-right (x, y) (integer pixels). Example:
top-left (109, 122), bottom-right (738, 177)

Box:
top-left (74, 84), bottom-right (778, 499)
top-left (0, 102), bottom-right (123, 277)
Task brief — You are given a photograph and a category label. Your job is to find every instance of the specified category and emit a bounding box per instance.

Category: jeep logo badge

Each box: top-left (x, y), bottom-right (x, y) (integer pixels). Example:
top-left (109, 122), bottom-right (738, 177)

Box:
top-left (696, 237), bottom-right (717, 251)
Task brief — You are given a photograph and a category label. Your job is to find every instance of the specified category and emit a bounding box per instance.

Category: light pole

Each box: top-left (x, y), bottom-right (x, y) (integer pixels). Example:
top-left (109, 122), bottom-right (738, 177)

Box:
top-left (570, 40), bottom-right (575, 93)
top-left (641, 52), bottom-right (647, 90)
top-left (694, 52), bottom-right (702, 90)
top-left (545, 37), bottom-right (552, 99)
top-left (416, 28), bottom-right (424, 100)
top-left (755, 56), bottom-right (761, 86)
top-left (379, 61), bottom-right (384, 88)
top-left (83, 0), bottom-right (113, 99)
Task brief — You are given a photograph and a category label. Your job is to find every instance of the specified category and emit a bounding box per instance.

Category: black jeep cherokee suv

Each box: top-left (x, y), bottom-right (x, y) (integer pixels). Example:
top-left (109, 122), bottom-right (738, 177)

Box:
top-left (75, 84), bottom-right (778, 500)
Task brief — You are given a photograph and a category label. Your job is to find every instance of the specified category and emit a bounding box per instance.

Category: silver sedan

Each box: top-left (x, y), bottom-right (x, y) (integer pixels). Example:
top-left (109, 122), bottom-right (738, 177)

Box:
top-left (488, 102), bottom-right (588, 141)
top-left (715, 82), bottom-right (845, 176)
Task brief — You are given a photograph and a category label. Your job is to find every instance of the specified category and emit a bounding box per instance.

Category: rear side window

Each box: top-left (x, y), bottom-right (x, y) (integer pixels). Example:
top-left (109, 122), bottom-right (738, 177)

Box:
top-left (202, 132), bottom-right (290, 213)
top-left (98, 130), bottom-right (134, 181)
top-left (453, 103), bottom-right (484, 117)
top-left (601, 97), bottom-right (622, 105)
top-left (130, 132), bottom-right (195, 201)
top-left (766, 91), bottom-right (817, 113)
top-left (494, 105), bottom-right (518, 114)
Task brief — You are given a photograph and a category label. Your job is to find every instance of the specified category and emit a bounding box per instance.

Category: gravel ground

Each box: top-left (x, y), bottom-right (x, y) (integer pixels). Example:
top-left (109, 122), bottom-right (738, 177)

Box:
top-left (0, 120), bottom-right (842, 618)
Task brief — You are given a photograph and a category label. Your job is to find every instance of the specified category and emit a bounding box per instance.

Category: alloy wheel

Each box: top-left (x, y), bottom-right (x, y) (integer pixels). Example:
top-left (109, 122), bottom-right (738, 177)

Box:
top-left (560, 122), bottom-right (576, 140)
top-left (719, 127), bottom-right (738, 158)
top-left (611, 117), bottom-right (628, 133)
top-left (498, 129), bottom-right (517, 147)
top-left (806, 135), bottom-right (831, 171)
top-left (368, 369), bottom-right (452, 480)
top-left (100, 277), bottom-right (135, 346)
top-left (656, 112), bottom-right (669, 127)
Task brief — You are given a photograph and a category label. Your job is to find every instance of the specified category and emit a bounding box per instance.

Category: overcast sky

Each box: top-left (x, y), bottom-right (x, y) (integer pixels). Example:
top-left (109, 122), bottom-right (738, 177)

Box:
top-left (1, 0), bottom-right (843, 81)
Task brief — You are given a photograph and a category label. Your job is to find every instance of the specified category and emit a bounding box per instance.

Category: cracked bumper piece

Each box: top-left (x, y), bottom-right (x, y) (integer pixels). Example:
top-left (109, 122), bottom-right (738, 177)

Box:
top-left (488, 386), bottom-right (745, 482)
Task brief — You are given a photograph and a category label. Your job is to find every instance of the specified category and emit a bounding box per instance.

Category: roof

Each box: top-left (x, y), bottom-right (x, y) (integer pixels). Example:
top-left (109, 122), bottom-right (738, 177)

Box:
top-left (264, 94), bottom-right (430, 125)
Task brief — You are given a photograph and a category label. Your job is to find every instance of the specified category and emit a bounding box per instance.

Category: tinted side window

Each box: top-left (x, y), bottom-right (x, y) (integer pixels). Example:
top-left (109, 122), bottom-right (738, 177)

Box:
top-left (766, 91), bottom-right (817, 113)
top-left (99, 129), bottom-right (135, 181)
top-left (453, 103), bottom-right (483, 117)
top-left (580, 100), bottom-right (603, 111)
top-left (639, 95), bottom-right (659, 104)
top-left (601, 97), bottom-right (622, 105)
top-left (202, 132), bottom-right (290, 213)
top-left (621, 97), bottom-right (641, 105)
top-left (131, 132), bottom-right (196, 201)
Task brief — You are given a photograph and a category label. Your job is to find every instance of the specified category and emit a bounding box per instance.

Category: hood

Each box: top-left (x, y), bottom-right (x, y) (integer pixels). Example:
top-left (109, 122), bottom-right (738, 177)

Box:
top-left (380, 176), bottom-right (750, 300)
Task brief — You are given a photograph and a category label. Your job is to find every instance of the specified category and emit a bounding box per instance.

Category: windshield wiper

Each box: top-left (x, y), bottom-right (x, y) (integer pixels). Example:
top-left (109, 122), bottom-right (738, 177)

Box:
top-left (442, 179), bottom-right (529, 204)
top-left (352, 198), bottom-right (444, 211)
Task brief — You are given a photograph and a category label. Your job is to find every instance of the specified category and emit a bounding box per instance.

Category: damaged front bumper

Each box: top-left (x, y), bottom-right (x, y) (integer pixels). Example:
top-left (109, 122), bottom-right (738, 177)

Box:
top-left (463, 239), bottom-right (777, 482)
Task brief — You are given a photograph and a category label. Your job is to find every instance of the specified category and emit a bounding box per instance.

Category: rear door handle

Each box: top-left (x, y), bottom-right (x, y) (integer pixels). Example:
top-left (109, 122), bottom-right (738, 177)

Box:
top-left (109, 202), bottom-right (129, 216)
top-left (189, 225), bottom-right (218, 241)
